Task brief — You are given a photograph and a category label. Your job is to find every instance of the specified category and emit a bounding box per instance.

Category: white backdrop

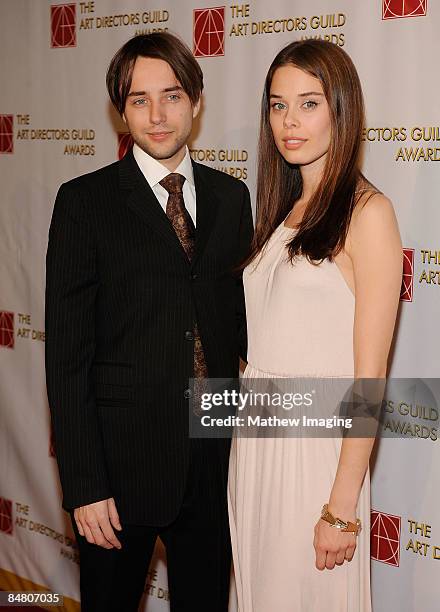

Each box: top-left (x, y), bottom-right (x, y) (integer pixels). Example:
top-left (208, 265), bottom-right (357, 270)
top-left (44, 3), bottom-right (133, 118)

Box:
top-left (0, 1), bottom-right (439, 610)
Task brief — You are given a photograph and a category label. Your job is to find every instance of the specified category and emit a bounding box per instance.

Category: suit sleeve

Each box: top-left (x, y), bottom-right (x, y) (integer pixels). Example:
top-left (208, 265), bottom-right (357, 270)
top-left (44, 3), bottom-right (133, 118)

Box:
top-left (236, 182), bottom-right (254, 361)
top-left (45, 183), bottom-right (111, 510)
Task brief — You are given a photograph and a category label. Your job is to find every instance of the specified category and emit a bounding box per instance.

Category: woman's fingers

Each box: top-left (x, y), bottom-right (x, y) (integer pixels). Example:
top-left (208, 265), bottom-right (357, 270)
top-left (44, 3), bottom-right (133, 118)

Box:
top-left (315, 548), bottom-right (327, 570)
top-left (345, 542), bottom-right (357, 561)
top-left (335, 549), bottom-right (346, 565)
top-left (314, 520), bottom-right (358, 569)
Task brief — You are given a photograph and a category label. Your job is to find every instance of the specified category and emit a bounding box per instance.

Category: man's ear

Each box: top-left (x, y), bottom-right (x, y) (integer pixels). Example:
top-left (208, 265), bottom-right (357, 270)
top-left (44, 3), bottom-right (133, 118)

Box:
top-left (192, 97), bottom-right (201, 119)
top-left (122, 112), bottom-right (127, 124)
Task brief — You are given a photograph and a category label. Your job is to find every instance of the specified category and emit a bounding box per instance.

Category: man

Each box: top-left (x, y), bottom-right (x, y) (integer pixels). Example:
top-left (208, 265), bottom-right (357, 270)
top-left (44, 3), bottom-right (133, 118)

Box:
top-left (45, 32), bottom-right (253, 612)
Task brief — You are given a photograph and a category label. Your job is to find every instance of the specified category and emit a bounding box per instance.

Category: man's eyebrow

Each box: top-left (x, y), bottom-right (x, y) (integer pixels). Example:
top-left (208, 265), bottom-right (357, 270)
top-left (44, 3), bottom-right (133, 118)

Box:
top-left (269, 91), bottom-right (324, 98)
top-left (162, 85), bottom-right (183, 93)
top-left (127, 85), bottom-right (184, 97)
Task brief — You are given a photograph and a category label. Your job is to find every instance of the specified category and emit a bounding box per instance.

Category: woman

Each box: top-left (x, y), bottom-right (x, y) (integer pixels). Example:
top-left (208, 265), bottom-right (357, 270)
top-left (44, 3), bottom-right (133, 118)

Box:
top-left (228, 40), bottom-right (402, 611)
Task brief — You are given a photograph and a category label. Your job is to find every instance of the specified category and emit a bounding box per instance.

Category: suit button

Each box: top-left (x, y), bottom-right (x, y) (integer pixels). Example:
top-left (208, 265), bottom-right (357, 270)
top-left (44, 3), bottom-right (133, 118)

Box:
top-left (191, 273), bottom-right (198, 280)
top-left (185, 330), bottom-right (194, 341)
top-left (184, 389), bottom-right (192, 399)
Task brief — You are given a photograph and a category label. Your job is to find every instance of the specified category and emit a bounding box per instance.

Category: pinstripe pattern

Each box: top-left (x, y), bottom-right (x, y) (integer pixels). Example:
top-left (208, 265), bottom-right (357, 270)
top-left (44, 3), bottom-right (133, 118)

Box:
top-left (45, 150), bottom-right (253, 525)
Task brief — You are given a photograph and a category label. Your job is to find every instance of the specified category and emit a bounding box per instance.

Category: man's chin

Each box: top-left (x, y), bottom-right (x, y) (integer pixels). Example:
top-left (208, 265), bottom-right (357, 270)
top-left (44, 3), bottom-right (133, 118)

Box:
top-left (135, 139), bottom-right (184, 162)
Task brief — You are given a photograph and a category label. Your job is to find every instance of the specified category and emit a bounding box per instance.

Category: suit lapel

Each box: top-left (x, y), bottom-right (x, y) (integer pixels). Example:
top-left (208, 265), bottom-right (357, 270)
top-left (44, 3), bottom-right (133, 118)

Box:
top-left (192, 161), bottom-right (219, 268)
top-left (119, 150), bottom-right (189, 262)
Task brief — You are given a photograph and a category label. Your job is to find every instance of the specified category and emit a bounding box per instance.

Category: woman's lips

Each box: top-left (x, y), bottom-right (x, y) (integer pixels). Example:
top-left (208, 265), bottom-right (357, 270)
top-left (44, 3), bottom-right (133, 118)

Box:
top-left (282, 137), bottom-right (307, 150)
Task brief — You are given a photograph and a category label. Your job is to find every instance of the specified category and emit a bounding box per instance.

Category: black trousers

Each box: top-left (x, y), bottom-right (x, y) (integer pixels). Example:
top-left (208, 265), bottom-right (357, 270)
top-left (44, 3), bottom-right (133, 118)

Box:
top-left (71, 442), bottom-right (232, 611)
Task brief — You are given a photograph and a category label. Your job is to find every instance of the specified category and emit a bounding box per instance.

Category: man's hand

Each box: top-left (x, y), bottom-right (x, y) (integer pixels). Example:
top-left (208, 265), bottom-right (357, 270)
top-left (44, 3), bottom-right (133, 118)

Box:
top-left (74, 497), bottom-right (122, 549)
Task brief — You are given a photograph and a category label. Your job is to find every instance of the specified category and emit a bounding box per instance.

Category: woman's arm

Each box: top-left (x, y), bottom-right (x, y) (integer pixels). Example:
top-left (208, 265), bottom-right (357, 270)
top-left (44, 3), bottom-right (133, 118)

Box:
top-left (330, 193), bottom-right (402, 509)
top-left (314, 193), bottom-right (403, 570)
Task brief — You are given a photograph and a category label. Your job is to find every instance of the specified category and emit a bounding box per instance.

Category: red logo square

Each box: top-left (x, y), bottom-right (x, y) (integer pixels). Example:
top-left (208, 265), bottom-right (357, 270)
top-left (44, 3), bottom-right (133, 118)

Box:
top-left (51, 4), bottom-right (76, 48)
top-left (0, 311), bottom-right (14, 349)
top-left (383, 0), bottom-right (427, 19)
top-left (401, 248), bottom-right (414, 302)
top-left (0, 115), bottom-right (13, 154)
top-left (194, 7), bottom-right (225, 57)
top-left (371, 509), bottom-right (401, 566)
top-left (0, 497), bottom-right (13, 535)
top-left (118, 133), bottom-right (133, 160)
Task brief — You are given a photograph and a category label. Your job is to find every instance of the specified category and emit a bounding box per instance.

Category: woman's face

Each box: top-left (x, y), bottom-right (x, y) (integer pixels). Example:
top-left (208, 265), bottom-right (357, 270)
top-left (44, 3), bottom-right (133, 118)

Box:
top-left (269, 65), bottom-right (331, 172)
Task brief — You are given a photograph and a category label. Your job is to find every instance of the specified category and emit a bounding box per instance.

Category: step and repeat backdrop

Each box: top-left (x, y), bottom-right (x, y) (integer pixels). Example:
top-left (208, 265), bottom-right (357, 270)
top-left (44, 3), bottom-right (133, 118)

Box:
top-left (0, 1), bottom-right (439, 610)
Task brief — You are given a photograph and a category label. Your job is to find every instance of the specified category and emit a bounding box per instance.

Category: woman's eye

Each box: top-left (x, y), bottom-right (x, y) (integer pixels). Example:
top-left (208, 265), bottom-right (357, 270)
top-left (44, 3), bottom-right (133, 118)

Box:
top-left (303, 100), bottom-right (318, 109)
top-left (133, 98), bottom-right (146, 106)
top-left (271, 102), bottom-right (286, 111)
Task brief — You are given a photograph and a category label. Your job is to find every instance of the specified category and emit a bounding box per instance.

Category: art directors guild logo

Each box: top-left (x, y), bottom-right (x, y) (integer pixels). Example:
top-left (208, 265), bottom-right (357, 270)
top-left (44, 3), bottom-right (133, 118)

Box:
top-left (0, 311), bottom-right (45, 348)
top-left (0, 497), bottom-right (13, 535)
top-left (382, 0), bottom-right (427, 20)
top-left (0, 115), bottom-right (14, 154)
top-left (8, 113), bottom-right (96, 156)
top-left (401, 248), bottom-right (414, 302)
top-left (399, 247), bottom-right (440, 301)
top-left (51, 2), bottom-right (169, 44)
top-left (373, 509), bottom-right (440, 567)
top-left (0, 311), bottom-right (14, 349)
top-left (1, 499), bottom-right (79, 563)
top-left (371, 510), bottom-right (401, 566)
top-left (194, 6), bottom-right (225, 57)
top-left (197, 4), bottom-right (347, 51)
top-left (400, 247), bottom-right (440, 300)
top-left (51, 3), bottom-right (76, 48)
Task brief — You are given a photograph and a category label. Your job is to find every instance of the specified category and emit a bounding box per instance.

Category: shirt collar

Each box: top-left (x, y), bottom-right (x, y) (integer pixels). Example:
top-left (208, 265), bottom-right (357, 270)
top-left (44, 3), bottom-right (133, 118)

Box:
top-left (132, 143), bottom-right (194, 189)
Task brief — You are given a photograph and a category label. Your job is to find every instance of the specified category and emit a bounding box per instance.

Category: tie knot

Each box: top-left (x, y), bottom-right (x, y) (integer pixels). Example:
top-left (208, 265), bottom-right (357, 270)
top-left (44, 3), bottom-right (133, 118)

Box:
top-left (160, 173), bottom-right (185, 195)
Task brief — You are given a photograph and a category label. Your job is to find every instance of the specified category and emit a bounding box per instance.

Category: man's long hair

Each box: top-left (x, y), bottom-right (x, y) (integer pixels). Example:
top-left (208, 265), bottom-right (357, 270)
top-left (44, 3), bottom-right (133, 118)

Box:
top-left (106, 32), bottom-right (203, 116)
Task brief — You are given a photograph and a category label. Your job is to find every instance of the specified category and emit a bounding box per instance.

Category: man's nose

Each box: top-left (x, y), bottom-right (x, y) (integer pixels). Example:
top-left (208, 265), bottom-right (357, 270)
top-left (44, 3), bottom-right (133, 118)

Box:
top-left (149, 100), bottom-right (166, 125)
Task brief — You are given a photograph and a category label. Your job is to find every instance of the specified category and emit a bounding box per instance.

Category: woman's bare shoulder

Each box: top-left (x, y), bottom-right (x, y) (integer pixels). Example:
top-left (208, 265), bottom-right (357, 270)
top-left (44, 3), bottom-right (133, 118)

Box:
top-left (352, 179), bottom-right (396, 230)
top-left (347, 183), bottom-right (401, 255)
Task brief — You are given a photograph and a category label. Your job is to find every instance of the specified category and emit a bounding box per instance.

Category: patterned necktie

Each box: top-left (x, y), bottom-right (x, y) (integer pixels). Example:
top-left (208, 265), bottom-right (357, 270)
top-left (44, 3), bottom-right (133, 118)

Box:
top-left (159, 173), bottom-right (208, 379)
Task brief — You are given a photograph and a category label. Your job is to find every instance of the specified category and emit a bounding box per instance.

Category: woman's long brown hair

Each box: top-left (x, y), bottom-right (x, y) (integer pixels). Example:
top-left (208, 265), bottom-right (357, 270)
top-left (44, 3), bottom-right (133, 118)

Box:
top-left (246, 39), bottom-right (376, 267)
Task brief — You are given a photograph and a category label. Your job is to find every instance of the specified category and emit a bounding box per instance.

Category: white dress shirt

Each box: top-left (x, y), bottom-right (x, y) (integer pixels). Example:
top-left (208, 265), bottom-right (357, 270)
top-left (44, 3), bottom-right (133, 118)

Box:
top-left (132, 143), bottom-right (197, 227)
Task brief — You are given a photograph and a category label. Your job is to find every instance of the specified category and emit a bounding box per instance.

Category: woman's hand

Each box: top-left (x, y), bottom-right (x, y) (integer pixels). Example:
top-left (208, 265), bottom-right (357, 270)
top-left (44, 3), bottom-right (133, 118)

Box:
top-left (313, 518), bottom-right (357, 570)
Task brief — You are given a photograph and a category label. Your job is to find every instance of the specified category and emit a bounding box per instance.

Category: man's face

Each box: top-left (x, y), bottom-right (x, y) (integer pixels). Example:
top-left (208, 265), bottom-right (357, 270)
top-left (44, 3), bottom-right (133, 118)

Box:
top-left (123, 56), bottom-right (200, 171)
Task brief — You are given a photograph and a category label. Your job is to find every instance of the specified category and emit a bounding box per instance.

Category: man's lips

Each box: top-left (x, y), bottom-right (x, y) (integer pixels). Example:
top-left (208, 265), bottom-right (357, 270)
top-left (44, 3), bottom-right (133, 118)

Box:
top-left (147, 131), bottom-right (172, 141)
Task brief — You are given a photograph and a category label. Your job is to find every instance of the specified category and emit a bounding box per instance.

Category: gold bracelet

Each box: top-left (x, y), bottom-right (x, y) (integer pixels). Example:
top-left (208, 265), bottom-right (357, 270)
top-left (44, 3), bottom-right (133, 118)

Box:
top-left (321, 504), bottom-right (362, 535)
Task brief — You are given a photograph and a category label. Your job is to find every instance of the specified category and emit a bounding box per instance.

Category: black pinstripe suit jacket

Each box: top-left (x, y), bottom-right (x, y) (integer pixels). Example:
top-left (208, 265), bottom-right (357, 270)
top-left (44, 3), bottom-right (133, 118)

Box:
top-left (45, 149), bottom-right (253, 525)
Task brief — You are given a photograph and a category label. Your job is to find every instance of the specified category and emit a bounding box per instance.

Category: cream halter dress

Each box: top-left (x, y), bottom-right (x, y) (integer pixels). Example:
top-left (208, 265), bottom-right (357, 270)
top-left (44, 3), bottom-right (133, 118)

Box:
top-left (228, 221), bottom-right (371, 611)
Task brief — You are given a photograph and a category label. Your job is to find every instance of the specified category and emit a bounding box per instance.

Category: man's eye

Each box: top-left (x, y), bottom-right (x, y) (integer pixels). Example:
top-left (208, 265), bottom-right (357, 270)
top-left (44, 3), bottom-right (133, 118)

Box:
top-left (133, 98), bottom-right (146, 106)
